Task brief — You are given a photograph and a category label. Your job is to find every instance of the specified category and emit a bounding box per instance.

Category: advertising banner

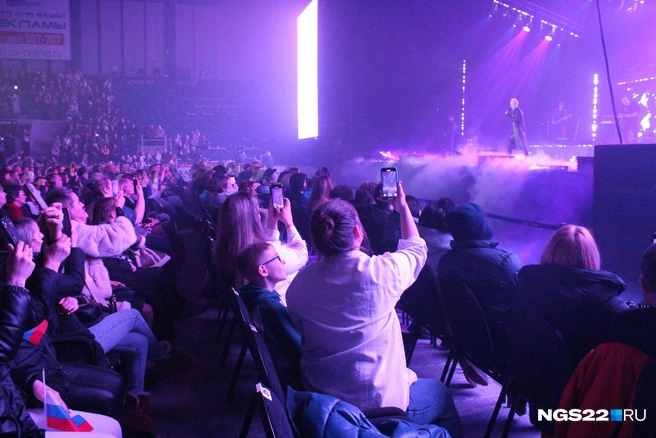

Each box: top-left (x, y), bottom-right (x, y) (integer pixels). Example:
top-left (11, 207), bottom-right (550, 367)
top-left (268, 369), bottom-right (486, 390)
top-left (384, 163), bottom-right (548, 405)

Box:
top-left (0, 0), bottom-right (71, 60)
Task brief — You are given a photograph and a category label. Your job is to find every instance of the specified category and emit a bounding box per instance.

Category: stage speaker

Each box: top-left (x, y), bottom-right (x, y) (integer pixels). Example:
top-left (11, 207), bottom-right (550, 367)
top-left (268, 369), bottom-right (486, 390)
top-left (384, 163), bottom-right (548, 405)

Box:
top-left (592, 144), bottom-right (656, 283)
top-left (576, 156), bottom-right (594, 171)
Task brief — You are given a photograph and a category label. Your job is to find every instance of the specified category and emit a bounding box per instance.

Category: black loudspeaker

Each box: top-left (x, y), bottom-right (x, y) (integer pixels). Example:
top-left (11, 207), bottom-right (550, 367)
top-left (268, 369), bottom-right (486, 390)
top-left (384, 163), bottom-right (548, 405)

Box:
top-left (576, 156), bottom-right (594, 171)
top-left (592, 144), bottom-right (656, 283)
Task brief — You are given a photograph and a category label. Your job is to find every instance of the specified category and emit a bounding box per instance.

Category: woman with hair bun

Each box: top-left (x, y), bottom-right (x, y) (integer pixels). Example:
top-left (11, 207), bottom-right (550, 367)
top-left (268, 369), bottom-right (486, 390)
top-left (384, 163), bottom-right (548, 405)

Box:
top-left (286, 183), bottom-right (462, 437)
top-left (515, 224), bottom-right (630, 364)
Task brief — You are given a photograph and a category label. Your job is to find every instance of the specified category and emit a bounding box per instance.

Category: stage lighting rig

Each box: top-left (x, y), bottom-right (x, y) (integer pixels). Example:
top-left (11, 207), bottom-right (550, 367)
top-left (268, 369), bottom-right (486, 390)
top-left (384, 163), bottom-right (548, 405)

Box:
top-left (492, 0), bottom-right (582, 38)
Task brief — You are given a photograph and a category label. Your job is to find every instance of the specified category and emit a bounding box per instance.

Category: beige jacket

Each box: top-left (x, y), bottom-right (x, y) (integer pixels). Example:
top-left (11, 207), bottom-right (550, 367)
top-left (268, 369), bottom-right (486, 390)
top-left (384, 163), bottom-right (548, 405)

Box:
top-left (73, 216), bottom-right (137, 308)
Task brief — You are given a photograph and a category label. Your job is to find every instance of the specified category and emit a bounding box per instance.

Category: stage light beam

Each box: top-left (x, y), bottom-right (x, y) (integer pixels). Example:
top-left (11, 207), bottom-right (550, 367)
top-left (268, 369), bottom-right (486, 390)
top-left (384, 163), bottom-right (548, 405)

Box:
top-left (592, 74), bottom-right (599, 140)
top-left (545, 35), bottom-right (552, 41)
top-left (297, 0), bottom-right (319, 140)
top-left (523, 25), bottom-right (531, 32)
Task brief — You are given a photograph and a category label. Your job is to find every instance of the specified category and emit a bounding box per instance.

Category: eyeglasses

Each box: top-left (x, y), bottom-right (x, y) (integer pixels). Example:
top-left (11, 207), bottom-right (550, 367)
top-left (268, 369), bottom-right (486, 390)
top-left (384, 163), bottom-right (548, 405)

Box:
top-left (261, 254), bottom-right (281, 265)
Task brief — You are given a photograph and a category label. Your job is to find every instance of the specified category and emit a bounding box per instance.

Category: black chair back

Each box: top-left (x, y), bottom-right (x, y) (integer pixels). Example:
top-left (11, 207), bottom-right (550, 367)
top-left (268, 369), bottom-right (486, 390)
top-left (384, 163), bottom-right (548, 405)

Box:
top-left (504, 306), bottom-right (571, 405)
top-left (233, 289), bottom-right (285, 401)
top-left (256, 382), bottom-right (296, 438)
top-left (438, 272), bottom-right (496, 373)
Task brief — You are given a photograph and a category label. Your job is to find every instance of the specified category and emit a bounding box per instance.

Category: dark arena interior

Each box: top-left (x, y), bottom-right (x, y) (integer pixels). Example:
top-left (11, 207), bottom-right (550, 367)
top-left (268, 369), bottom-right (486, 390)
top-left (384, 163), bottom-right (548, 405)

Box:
top-left (0, 0), bottom-right (655, 437)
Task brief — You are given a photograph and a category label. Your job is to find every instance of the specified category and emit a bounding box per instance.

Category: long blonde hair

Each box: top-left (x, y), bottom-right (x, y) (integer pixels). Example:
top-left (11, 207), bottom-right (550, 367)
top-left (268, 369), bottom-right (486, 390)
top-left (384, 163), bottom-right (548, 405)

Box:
top-left (540, 224), bottom-right (601, 270)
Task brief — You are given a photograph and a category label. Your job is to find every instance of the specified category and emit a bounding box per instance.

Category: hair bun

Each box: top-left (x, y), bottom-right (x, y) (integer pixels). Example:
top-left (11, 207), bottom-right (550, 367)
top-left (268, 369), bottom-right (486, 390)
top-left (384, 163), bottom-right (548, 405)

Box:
top-left (316, 213), bottom-right (335, 231)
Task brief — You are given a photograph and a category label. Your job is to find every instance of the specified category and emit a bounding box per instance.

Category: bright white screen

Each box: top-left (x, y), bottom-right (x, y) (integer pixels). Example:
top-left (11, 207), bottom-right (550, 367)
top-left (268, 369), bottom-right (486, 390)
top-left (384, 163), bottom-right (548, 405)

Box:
top-left (297, 0), bottom-right (318, 139)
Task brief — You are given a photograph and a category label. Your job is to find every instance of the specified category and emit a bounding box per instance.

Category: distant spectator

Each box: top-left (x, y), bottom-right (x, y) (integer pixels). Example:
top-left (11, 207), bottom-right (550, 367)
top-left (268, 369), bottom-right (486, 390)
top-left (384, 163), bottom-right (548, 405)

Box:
top-left (329, 184), bottom-right (354, 202)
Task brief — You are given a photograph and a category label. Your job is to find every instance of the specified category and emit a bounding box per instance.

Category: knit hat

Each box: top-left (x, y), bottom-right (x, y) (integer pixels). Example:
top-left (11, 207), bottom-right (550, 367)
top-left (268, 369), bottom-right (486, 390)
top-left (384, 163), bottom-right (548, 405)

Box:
top-left (445, 203), bottom-right (493, 241)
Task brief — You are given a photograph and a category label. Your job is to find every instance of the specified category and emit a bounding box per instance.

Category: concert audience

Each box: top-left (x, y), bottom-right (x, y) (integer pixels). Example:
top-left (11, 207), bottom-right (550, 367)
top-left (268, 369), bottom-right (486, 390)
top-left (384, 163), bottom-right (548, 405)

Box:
top-left (8, 67), bottom-right (654, 437)
top-left (45, 187), bottom-right (137, 312)
top-left (0, 241), bottom-right (123, 437)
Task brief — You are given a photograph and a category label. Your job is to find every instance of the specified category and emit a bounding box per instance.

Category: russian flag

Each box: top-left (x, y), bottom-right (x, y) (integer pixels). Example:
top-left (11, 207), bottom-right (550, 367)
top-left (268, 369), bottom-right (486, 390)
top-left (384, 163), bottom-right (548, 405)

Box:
top-left (23, 319), bottom-right (48, 345)
top-left (45, 391), bottom-right (94, 432)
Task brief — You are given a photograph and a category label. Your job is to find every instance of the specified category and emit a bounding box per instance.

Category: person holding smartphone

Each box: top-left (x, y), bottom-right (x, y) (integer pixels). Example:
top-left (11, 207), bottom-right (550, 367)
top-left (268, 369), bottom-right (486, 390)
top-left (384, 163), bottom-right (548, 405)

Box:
top-left (214, 192), bottom-right (308, 306)
top-left (287, 182), bottom-right (462, 437)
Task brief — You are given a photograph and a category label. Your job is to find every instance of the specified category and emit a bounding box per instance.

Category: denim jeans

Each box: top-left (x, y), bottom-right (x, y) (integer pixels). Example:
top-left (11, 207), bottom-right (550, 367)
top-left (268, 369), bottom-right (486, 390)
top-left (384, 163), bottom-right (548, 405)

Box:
top-left (88, 309), bottom-right (164, 393)
top-left (407, 378), bottom-right (463, 438)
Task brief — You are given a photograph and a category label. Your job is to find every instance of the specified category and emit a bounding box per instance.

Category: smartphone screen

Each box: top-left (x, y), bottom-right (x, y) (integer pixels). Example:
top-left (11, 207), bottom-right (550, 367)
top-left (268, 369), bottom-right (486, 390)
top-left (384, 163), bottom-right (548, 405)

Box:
top-left (61, 208), bottom-right (72, 237)
top-left (111, 180), bottom-right (120, 197)
top-left (1, 216), bottom-right (21, 246)
top-left (271, 184), bottom-right (284, 210)
top-left (381, 167), bottom-right (398, 199)
top-left (25, 183), bottom-right (48, 211)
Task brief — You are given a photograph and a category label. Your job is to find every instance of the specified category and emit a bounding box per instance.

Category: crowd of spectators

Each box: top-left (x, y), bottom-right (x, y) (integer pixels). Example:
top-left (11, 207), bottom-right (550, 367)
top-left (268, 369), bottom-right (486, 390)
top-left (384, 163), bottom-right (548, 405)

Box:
top-left (0, 67), bottom-right (654, 437)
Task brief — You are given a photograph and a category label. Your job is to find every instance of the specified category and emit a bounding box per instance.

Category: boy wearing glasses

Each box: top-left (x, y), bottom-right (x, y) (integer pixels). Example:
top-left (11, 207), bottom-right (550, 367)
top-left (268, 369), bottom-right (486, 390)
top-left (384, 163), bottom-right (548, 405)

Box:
top-left (237, 242), bottom-right (302, 379)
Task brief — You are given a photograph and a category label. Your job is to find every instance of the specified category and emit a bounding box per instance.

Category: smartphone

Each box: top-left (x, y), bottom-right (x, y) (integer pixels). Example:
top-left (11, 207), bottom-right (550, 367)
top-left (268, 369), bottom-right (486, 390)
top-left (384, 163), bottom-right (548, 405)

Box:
top-left (111, 180), bottom-right (120, 197)
top-left (381, 167), bottom-right (398, 200)
top-left (61, 208), bottom-right (72, 237)
top-left (257, 185), bottom-right (270, 195)
top-left (133, 178), bottom-right (138, 193)
top-left (0, 216), bottom-right (21, 246)
top-left (271, 183), bottom-right (284, 210)
top-left (24, 183), bottom-right (48, 210)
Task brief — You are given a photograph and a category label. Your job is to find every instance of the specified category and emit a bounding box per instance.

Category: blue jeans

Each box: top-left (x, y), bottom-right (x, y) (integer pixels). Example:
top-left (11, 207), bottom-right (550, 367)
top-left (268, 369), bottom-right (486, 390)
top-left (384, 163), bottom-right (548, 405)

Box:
top-left (407, 378), bottom-right (463, 438)
top-left (88, 309), bottom-right (164, 393)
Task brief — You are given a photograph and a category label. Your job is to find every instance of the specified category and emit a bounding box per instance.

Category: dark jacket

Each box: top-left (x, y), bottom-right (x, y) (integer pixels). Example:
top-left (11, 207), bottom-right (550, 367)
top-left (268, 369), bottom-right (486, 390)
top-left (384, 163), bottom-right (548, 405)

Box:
top-left (397, 229), bottom-right (452, 331)
top-left (0, 284), bottom-right (44, 437)
top-left (515, 264), bottom-right (629, 364)
top-left (11, 263), bottom-right (125, 417)
top-left (287, 191), bottom-right (311, 244)
top-left (438, 240), bottom-right (521, 313)
top-left (611, 307), bottom-right (656, 360)
top-left (357, 204), bottom-right (393, 256)
top-left (238, 283), bottom-right (301, 366)
top-left (27, 248), bottom-right (85, 335)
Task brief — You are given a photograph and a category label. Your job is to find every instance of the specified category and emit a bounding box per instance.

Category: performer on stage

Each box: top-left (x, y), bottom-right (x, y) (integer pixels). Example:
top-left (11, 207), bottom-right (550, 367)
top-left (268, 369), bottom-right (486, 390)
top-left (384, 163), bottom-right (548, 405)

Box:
top-left (506, 98), bottom-right (528, 157)
top-left (551, 101), bottom-right (572, 142)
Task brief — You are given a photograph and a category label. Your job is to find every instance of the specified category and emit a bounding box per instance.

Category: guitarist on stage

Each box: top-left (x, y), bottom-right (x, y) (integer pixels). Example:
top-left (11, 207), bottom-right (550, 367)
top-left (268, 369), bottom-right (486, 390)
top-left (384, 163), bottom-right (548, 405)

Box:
top-left (551, 101), bottom-right (572, 142)
top-left (619, 96), bottom-right (641, 143)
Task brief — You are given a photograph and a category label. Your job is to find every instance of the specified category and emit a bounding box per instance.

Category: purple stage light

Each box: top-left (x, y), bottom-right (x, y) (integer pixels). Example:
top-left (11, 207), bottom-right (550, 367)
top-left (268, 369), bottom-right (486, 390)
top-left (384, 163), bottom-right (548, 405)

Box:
top-left (523, 25), bottom-right (531, 32)
top-left (545, 35), bottom-right (552, 41)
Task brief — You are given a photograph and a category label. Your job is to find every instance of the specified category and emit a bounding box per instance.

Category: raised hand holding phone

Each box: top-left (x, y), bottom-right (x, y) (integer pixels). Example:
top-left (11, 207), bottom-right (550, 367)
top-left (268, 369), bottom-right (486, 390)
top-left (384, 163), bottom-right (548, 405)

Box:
top-left (39, 204), bottom-right (64, 242)
top-left (24, 183), bottom-right (48, 211)
top-left (6, 240), bottom-right (35, 288)
top-left (390, 181), bottom-right (419, 240)
top-left (381, 167), bottom-right (398, 200)
top-left (271, 183), bottom-right (284, 210)
top-left (267, 197), bottom-right (293, 229)
top-left (1, 216), bottom-right (21, 247)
